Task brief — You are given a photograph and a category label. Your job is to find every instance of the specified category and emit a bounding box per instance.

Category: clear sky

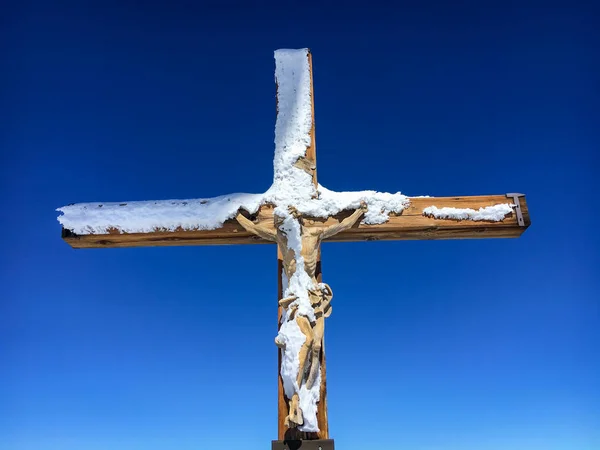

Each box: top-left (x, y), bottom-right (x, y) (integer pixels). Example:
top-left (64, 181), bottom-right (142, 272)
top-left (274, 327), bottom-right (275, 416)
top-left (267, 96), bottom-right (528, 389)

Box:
top-left (1, 1), bottom-right (598, 449)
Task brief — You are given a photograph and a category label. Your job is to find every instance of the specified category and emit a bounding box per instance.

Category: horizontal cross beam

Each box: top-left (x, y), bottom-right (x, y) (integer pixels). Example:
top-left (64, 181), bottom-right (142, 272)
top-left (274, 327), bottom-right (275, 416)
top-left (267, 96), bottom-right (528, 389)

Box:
top-left (62, 195), bottom-right (530, 249)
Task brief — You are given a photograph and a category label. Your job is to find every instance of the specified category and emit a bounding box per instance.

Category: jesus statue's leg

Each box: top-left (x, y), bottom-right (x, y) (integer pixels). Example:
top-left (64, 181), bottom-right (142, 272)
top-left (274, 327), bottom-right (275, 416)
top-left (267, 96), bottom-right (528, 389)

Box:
top-left (296, 315), bottom-right (314, 387)
top-left (285, 393), bottom-right (303, 427)
top-left (305, 317), bottom-right (324, 390)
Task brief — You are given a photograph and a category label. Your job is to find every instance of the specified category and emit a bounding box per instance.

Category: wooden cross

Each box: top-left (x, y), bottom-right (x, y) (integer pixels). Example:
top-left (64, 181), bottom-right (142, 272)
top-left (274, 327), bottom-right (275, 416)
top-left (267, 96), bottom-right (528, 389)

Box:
top-left (58, 49), bottom-right (530, 447)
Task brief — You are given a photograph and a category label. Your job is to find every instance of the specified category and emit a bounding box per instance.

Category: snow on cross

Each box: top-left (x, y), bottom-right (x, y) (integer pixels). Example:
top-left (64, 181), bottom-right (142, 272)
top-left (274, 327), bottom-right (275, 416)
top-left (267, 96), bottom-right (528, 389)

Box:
top-left (57, 49), bottom-right (530, 445)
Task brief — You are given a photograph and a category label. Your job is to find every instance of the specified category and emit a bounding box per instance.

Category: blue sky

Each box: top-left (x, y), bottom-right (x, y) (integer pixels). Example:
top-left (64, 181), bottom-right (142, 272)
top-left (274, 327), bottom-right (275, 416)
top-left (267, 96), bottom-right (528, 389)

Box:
top-left (1, 1), bottom-right (598, 449)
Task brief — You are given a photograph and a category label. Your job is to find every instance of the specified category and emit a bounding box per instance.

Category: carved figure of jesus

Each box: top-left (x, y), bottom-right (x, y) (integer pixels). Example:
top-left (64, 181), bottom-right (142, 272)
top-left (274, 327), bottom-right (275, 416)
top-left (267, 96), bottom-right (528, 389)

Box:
top-left (236, 203), bottom-right (367, 427)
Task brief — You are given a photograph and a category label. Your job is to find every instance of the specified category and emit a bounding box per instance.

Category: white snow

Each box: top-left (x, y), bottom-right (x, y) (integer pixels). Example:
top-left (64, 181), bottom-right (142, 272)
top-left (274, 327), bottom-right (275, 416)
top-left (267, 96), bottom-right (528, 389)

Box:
top-left (56, 194), bottom-right (265, 235)
top-left (423, 203), bottom-right (515, 222)
top-left (268, 48), bottom-right (316, 203)
top-left (277, 316), bottom-right (305, 397)
top-left (56, 48), bottom-right (410, 433)
top-left (275, 207), bottom-right (316, 322)
top-left (56, 188), bottom-right (409, 236)
top-left (273, 206), bottom-right (320, 431)
top-left (312, 186), bottom-right (409, 225)
top-left (297, 368), bottom-right (321, 432)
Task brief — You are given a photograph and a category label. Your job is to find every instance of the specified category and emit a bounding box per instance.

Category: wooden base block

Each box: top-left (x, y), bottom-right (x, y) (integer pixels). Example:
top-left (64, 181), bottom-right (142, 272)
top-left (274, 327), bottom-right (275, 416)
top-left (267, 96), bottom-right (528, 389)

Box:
top-left (272, 439), bottom-right (334, 450)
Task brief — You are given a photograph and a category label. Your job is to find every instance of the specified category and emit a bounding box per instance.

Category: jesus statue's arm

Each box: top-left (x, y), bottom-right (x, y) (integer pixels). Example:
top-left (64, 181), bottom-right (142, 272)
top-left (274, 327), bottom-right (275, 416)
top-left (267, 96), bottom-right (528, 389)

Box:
top-left (235, 211), bottom-right (278, 242)
top-left (320, 202), bottom-right (368, 239)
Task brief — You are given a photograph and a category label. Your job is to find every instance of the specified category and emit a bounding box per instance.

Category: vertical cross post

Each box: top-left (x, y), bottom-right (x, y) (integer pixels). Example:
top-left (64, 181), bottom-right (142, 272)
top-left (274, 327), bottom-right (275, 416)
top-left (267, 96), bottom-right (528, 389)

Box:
top-left (277, 50), bottom-right (329, 441)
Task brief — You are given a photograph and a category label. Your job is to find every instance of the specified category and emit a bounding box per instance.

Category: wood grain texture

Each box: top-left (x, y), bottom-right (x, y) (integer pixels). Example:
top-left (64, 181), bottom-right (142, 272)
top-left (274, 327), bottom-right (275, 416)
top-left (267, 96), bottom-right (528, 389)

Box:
top-left (277, 250), bottom-right (288, 439)
top-left (62, 195), bottom-right (531, 249)
top-left (315, 255), bottom-right (329, 440)
top-left (277, 250), bottom-right (328, 441)
top-left (278, 50), bottom-right (329, 441)
top-left (306, 50), bottom-right (318, 189)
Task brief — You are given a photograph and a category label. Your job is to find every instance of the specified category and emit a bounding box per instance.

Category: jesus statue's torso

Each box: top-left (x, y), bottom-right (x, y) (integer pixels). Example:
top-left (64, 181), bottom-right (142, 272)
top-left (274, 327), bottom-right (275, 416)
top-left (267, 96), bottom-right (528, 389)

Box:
top-left (277, 228), bottom-right (322, 285)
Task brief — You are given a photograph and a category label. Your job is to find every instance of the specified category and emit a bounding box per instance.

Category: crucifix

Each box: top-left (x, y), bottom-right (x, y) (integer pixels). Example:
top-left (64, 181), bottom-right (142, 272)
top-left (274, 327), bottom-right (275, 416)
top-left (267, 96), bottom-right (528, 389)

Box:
top-left (58, 49), bottom-right (530, 449)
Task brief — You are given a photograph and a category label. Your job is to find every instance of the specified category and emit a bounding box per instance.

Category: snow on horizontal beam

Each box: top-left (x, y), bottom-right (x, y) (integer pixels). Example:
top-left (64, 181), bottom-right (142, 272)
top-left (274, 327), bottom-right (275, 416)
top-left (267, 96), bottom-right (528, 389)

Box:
top-left (422, 203), bottom-right (515, 222)
top-left (61, 195), bottom-right (530, 249)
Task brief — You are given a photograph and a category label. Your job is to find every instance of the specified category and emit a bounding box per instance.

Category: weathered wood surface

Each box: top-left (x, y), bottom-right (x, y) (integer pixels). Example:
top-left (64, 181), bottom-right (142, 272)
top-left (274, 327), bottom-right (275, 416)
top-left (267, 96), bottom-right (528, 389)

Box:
top-left (306, 51), bottom-right (318, 189)
top-left (62, 195), bottom-right (531, 249)
top-left (277, 251), bottom-right (329, 441)
top-left (277, 50), bottom-right (328, 441)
